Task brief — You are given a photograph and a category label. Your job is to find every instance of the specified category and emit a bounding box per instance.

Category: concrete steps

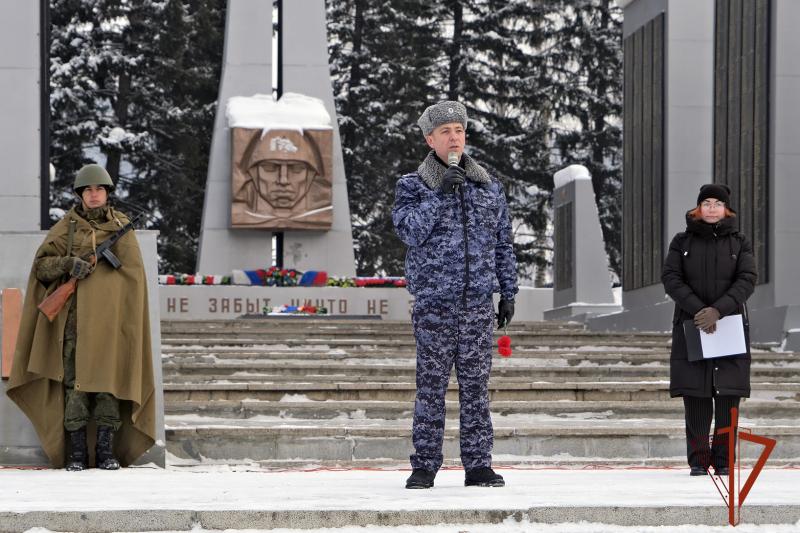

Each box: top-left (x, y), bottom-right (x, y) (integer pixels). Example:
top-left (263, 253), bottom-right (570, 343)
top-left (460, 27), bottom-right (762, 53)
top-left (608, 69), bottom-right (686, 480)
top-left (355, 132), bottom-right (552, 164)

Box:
top-left (162, 361), bottom-right (800, 380)
top-left (164, 380), bottom-right (800, 402)
top-left (165, 421), bottom-right (800, 464)
top-left (163, 399), bottom-right (800, 420)
top-left (161, 318), bottom-right (800, 466)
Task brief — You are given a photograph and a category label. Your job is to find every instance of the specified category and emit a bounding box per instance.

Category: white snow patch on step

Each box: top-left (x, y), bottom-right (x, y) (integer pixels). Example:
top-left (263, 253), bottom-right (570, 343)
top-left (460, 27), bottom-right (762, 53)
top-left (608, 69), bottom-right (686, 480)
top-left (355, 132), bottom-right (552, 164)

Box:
top-left (280, 394), bottom-right (313, 402)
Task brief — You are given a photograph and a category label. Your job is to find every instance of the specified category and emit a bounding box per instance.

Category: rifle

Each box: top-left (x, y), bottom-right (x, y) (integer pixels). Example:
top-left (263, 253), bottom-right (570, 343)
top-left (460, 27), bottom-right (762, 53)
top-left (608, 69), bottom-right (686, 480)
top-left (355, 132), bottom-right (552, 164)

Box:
top-left (37, 215), bottom-right (141, 322)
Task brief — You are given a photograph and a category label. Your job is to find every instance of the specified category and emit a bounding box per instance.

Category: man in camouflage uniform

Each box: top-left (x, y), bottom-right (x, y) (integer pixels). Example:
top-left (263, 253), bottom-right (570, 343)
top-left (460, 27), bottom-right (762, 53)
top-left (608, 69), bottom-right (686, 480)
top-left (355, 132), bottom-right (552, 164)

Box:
top-left (393, 101), bottom-right (518, 489)
top-left (35, 165), bottom-right (123, 471)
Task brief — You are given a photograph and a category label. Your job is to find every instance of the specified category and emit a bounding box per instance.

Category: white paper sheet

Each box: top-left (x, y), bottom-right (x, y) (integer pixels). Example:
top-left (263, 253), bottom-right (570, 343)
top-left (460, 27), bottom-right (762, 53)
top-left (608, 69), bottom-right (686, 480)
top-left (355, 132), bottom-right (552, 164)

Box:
top-left (699, 314), bottom-right (747, 358)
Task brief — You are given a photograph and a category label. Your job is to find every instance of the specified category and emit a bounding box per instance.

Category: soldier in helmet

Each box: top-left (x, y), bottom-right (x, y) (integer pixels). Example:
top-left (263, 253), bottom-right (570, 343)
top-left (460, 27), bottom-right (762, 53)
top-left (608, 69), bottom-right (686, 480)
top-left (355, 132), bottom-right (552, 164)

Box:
top-left (7, 164), bottom-right (156, 471)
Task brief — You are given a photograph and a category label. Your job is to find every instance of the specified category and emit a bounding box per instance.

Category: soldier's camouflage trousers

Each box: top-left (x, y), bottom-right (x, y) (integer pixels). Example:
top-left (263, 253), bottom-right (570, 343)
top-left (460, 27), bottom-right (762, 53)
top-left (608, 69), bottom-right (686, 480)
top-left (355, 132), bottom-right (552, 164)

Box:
top-left (410, 297), bottom-right (494, 472)
top-left (62, 334), bottom-right (121, 432)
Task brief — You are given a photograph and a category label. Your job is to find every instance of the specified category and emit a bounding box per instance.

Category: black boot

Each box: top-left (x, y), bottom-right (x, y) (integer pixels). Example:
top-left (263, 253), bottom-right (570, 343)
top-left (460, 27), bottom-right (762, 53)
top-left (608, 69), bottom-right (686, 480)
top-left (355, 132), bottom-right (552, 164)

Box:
top-left (96, 426), bottom-right (120, 470)
top-left (66, 428), bottom-right (88, 471)
top-left (405, 469), bottom-right (436, 489)
top-left (690, 466), bottom-right (709, 476)
top-left (465, 467), bottom-right (505, 487)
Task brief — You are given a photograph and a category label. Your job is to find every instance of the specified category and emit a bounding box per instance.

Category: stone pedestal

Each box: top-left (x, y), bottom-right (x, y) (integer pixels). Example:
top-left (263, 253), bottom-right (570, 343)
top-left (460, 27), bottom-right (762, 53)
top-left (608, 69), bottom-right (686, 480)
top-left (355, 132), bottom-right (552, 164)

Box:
top-left (196, 0), bottom-right (274, 273)
top-left (544, 165), bottom-right (620, 321)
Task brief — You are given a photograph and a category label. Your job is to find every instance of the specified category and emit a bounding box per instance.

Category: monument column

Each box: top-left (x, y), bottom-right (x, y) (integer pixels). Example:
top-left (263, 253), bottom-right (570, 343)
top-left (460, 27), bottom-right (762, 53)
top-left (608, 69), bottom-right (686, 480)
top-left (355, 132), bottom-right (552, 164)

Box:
top-left (197, 0), bottom-right (356, 277)
top-left (0, 1), bottom-right (41, 231)
top-left (196, 0), bottom-right (274, 273)
top-left (280, 0), bottom-right (356, 276)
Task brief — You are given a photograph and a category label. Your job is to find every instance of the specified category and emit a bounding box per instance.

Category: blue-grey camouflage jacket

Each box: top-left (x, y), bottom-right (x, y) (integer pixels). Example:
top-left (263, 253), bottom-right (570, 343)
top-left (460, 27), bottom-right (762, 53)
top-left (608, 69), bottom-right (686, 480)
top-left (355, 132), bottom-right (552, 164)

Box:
top-left (392, 151), bottom-right (518, 303)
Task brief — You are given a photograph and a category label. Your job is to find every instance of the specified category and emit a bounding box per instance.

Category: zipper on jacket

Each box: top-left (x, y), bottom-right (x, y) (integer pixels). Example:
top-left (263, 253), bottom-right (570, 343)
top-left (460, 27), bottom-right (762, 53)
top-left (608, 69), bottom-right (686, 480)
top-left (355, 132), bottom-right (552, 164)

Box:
top-left (460, 186), bottom-right (469, 309)
top-left (712, 361), bottom-right (717, 397)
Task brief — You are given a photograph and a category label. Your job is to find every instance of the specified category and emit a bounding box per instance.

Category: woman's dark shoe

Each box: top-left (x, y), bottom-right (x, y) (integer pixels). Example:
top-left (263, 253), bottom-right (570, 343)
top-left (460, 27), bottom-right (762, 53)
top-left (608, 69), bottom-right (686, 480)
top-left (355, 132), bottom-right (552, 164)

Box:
top-left (465, 467), bottom-right (505, 487)
top-left (714, 466), bottom-right (730, 476)
top-left (405, 468), bottom-right (436, 489)
top-left (65, 428), bottom-right (88, 471)
top-left (690, 466), bottom-right (709, 476)
top-left (96, 426), bottom-right (120, 470)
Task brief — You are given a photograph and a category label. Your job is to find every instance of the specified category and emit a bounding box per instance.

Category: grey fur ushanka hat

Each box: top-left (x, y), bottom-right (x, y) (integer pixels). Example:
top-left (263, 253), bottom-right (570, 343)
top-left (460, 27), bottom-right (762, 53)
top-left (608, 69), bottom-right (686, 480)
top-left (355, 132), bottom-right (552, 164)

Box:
top-left (417, 101), bottom-right (467, 135)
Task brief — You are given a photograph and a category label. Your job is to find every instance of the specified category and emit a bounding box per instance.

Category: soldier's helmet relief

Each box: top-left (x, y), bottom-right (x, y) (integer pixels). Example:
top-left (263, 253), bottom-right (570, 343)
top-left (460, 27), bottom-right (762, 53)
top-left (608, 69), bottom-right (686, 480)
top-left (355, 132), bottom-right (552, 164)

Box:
top-left (241, 130), bottom-right (324, 210)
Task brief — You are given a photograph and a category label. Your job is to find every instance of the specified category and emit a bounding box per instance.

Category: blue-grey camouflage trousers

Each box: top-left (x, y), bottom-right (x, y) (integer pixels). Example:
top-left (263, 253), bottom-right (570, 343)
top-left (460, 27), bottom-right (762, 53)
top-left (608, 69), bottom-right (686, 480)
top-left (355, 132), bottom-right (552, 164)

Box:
top-left (410, 297), bottom-right (494, 472)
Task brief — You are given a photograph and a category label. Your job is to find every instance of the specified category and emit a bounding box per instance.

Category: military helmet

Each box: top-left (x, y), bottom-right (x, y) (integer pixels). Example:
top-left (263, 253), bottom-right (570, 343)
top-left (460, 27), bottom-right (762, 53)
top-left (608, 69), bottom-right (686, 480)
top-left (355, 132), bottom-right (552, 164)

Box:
top-left (74, 164), bottom-right (115, 193)
top-left (246, 130), bottom-right (324, 176)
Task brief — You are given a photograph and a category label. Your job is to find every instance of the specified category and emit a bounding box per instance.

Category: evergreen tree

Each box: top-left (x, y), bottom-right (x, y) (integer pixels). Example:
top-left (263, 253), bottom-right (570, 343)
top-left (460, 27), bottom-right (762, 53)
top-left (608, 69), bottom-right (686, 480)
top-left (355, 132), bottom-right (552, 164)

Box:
top-left (49, 1), bottom-right (622, 278)
top-left (329, 0), bottom-right (560, 281)
top-left (328, 0), bottom-right (624, 284)
top-left (125, 0), bottom-right (225, 272)
top-left (49, 0), bottom-right (225, 272)
top-left (549, 0), bottom-right (623, 280)
top-left (49, 0), bottom-right (154, 209)
top-left (328, 0), bottom-right (442, 276)
top-left (441, 0), bottom-right (556, 282)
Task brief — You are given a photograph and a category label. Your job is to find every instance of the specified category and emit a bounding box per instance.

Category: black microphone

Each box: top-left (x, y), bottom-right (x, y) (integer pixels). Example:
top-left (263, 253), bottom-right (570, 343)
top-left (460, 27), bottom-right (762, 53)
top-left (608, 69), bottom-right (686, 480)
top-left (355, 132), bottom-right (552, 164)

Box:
top-left (448, 151), bottom-right (461, 194)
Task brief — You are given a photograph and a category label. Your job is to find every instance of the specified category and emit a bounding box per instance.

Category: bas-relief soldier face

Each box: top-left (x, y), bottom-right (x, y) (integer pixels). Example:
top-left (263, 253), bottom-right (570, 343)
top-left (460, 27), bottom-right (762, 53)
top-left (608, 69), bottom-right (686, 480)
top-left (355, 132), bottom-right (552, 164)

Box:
top-left (250, 159), bottom-right (312, 209)
top-left (231, 127), bottom-right (334, 230)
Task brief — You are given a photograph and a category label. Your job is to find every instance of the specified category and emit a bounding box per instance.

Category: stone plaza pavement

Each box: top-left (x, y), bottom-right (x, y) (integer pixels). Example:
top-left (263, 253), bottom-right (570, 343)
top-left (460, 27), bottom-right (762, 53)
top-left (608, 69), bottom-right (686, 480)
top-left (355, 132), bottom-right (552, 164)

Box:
top-left (1, 464), bottom-right (800, 531)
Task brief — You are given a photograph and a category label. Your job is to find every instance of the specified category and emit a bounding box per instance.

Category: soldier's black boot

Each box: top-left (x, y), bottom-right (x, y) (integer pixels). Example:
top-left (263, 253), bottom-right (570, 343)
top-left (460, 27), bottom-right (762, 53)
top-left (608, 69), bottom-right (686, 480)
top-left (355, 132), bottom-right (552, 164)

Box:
top-left (405, 469), bottom-right (436, 489)
top-left (465, 467), bottom-right (505, 487)
top-left (96, 426), bottom-right (120, 470)
top-left (65, 428), bottom-right (88, 471)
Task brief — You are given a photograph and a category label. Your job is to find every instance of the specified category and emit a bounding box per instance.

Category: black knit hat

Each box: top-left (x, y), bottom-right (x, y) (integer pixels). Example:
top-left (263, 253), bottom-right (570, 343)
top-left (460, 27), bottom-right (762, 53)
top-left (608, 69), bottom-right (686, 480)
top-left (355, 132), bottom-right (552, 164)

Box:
top-left (697, 183), bottom-right (731, 205)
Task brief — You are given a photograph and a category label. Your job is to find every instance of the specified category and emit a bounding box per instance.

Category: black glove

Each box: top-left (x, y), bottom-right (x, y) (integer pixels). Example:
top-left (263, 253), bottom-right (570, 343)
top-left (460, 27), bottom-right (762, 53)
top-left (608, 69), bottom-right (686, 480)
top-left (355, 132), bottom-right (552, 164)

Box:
top-left (497, 299), bottom-right (515, 328)
top-left (439, 165), bottom-right (466, 195)
top-left (694, 307), bottom-right (720, 332)
top-left (63, 257), bottom-right (92, 279)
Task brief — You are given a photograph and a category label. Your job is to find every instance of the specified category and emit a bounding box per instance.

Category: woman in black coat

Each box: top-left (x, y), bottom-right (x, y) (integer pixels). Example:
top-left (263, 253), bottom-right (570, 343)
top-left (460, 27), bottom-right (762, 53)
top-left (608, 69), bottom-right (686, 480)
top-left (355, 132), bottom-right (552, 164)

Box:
top-left (661, 183), bottom-right (757, 476)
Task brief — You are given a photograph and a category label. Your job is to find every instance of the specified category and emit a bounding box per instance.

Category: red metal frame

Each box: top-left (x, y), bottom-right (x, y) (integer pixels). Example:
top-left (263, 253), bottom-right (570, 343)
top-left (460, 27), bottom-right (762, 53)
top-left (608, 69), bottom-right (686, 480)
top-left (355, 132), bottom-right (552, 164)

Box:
top-left (711, 407), bottom-right (777, 526)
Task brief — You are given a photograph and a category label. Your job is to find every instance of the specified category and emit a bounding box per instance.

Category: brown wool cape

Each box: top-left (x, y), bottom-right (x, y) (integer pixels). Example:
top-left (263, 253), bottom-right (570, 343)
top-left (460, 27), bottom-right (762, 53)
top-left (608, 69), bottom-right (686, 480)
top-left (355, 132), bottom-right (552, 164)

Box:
top-left (6, 206), bottom-right (156, 467)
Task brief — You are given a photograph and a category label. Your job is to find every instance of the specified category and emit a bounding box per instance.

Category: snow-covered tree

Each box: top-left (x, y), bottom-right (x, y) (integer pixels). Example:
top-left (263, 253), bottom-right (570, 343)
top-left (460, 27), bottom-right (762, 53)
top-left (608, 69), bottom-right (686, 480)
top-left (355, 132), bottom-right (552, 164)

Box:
top-left (49, 1), bottom-right (622, 278)
top-left (549, 0), bottom-right (623, 280)
top-left (49, 0), bottom-right (225, 272)
top-left (440, 0), bottom-right (555, 283)
top-left (328, 0), bottom-right (623, 283)
top-left (328, 0), bottom-right (442, 276)
top-left (329, 0), bottom-right (561, 281)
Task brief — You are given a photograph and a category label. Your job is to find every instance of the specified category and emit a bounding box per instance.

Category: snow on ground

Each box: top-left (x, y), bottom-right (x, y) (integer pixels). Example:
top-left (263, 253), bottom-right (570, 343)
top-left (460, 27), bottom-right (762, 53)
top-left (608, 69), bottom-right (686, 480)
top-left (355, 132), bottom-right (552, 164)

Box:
top-left (17, 522), bottom-right (800, 533)
top-left (3, 466), bottom-right (799, 512)
top-left (6, 467), bottom-right (800, 532)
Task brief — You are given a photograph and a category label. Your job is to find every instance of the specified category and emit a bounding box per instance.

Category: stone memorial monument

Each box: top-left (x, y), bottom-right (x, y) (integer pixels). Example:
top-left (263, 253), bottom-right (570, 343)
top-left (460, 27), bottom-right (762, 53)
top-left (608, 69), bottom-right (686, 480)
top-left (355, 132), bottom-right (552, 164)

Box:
top-left (544, 165), bottom-right (621, 320)
top-left (591, 0), bottom-right (800, 347)
top-left (229, 94), bottom-right (334, 230)
top-left (196, 0), bottom-right (356, 276)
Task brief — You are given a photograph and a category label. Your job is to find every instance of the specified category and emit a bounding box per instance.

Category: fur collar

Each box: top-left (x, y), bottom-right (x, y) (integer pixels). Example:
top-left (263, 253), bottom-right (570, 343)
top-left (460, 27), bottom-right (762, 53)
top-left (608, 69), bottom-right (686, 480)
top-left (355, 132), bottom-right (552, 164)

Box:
top-left (416, 150), bottom-right (492, 190)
